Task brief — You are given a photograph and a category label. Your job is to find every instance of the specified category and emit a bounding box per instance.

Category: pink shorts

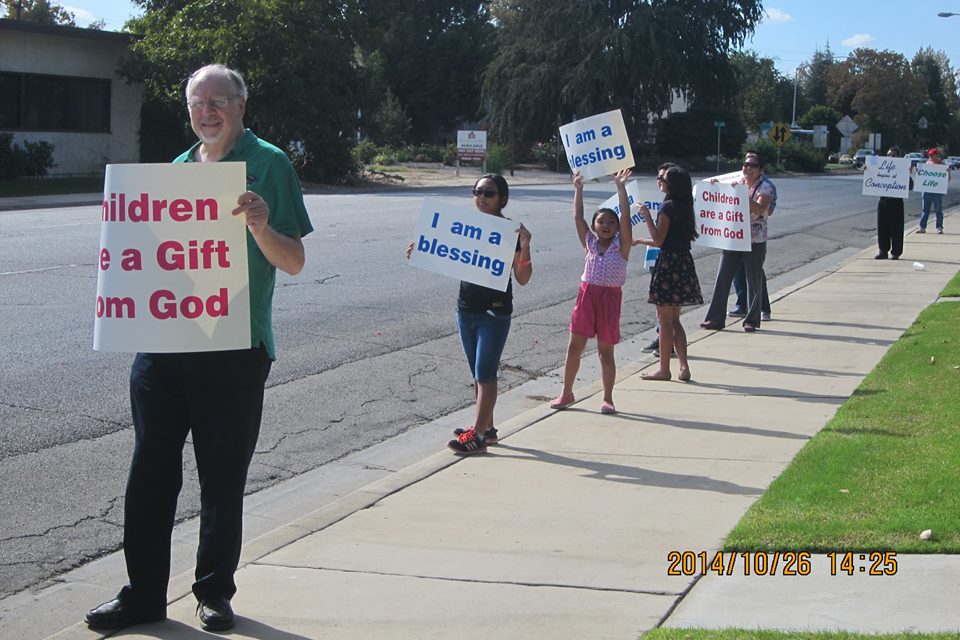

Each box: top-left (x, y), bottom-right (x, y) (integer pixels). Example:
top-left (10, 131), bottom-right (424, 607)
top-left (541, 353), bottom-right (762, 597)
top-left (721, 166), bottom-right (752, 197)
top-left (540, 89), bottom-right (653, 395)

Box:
top-left (569, 282), bottom-right (622, 344)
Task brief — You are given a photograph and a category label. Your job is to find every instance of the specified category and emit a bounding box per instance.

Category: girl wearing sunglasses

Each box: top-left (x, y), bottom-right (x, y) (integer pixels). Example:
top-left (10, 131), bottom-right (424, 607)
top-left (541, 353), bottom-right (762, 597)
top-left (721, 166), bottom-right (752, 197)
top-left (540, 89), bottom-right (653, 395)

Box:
top-left (446, 174), bottom-right (533, 454)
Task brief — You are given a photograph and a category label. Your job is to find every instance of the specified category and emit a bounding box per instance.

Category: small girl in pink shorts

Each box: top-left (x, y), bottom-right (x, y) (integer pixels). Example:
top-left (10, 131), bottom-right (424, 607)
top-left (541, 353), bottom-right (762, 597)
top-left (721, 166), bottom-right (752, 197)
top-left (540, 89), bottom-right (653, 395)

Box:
top-left (551, 168), bottom-right (633, 414)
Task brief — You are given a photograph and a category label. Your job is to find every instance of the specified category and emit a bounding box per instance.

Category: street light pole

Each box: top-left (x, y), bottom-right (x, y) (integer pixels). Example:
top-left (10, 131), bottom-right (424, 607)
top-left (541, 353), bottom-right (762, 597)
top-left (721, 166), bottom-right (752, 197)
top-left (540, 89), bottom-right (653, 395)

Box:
top-left (937, 12), bottom-right (958, 17)
top-left (791, 66), bottom-right (802, 128)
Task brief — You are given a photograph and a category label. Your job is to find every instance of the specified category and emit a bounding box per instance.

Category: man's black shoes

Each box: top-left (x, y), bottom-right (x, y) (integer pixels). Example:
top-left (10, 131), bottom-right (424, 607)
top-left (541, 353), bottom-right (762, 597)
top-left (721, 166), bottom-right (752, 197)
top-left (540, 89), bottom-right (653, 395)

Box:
top-left (198, 596), bottom-right (235, 631)
top-left (85, 598), bottom-right (166, 630)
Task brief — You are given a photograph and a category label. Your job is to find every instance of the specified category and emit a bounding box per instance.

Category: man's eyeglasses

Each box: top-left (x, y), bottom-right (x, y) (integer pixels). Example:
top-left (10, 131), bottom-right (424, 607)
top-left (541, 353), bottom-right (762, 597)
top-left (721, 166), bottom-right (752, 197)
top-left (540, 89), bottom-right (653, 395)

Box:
top-left (742, 162), bottom-right (759, 169)
top-left (187, 96), bottom-right (239, 111)
top-left (473, 188), bottom-right (498, 198)
top-left (656, 175), bottom-right (666, 182)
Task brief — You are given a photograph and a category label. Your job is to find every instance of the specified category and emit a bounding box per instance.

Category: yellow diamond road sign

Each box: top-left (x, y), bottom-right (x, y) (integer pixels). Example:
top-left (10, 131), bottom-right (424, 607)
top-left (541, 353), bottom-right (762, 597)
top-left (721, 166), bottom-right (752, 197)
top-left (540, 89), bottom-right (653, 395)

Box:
top-left (768, 122), bottom-right (792, 147)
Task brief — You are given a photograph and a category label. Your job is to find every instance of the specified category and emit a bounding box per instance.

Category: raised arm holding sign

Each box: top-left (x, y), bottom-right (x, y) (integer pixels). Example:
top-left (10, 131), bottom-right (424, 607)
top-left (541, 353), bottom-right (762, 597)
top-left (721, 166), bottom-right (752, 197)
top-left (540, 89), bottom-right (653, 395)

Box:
top-left (549, 169), bottom-right (633, 414)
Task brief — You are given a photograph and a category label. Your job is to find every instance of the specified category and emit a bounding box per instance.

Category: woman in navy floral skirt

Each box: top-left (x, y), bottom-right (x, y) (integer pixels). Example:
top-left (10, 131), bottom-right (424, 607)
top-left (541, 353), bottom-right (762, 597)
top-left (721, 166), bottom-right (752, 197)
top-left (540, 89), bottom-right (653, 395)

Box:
top-left (635, 165), bottom-right (702, 381)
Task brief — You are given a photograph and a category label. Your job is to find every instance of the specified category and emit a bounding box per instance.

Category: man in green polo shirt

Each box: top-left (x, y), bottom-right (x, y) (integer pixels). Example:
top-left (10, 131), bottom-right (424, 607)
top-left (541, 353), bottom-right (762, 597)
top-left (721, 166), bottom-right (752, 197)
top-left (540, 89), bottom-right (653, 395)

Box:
top-left (86, 64), bottom-right (313, 633)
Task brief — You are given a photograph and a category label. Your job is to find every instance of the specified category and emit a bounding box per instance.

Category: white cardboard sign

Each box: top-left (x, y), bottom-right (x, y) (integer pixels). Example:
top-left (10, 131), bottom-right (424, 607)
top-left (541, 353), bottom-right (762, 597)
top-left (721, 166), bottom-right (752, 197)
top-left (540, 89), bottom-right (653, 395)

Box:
top-left (409, 198), bottom-right (519, 291)
top-left (914, 163), bottom-right (950, 194)
top-left (597, 180), bottom-right (663, 269)
top-left (94, 163), bottom-right (250, 353)
top-left (559, 109), bottom-right (635, 181)
top-left (862, 156), bottom-right (911, 199)
top-left (693, 180), bottom-right (751, 251)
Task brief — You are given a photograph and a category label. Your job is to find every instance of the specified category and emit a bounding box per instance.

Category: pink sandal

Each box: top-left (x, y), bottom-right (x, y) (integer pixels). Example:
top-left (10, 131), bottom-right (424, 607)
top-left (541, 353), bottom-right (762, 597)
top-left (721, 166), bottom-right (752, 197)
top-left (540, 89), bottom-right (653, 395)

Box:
top-left (550, 393), bottom-right (576, 409)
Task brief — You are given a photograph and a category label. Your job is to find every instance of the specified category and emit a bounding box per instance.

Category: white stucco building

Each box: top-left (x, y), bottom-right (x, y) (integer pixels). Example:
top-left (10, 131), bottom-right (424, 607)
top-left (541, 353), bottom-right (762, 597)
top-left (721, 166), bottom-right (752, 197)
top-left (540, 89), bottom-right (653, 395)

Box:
top-left (0, 18), bottom-right (142, 176)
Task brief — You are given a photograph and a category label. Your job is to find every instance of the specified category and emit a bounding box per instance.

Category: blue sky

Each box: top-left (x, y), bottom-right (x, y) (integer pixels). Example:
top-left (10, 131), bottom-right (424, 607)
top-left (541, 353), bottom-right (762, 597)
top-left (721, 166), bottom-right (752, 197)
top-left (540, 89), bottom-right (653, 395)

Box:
top-left (69, 0), bottom-right (960, 77)
top-left (746, 1), bottom-right (960, 75)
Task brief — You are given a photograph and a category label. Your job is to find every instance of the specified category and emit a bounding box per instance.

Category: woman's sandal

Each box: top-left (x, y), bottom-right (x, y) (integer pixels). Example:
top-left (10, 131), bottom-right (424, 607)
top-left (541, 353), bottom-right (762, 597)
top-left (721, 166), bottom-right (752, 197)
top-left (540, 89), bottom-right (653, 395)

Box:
top-left (641, 370), bottom-right (672, 381)
top-left (699, 320), bottom-right (723, 330)
top-left (678, 368), bottom-right (691, 382)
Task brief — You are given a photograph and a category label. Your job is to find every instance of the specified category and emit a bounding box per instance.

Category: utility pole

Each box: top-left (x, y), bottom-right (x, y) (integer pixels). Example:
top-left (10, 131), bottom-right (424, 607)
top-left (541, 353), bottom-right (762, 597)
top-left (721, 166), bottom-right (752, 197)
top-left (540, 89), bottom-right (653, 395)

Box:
top-left (714, 120), bottom-right (726, 174)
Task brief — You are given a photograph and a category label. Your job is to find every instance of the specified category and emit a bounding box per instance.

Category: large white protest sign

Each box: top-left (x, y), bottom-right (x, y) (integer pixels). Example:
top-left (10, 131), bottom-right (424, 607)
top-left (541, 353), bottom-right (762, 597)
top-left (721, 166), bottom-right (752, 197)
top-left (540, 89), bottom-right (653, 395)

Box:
top-left (409, 198), bottom-right (518, 291)
top-left (94, 163), bottom-right (250, 353)
top-left (596, 180), bottom-right (663, 269)
top-left (862, 156), bottom-right (911, 199)
top-left (559, 110), bottom-right (635, 181)
top-left (914, 163), bottom-right (950, 195)
top-left (693, 180), bottom-right (751, 251)
top-left (597, 180), bottom-right (662, 224)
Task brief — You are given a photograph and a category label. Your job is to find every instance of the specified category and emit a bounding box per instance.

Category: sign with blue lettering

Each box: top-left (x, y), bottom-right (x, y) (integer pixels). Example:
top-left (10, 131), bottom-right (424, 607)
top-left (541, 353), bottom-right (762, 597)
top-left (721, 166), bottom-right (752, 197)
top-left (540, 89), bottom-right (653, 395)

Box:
top-left (409, 198), bottom-right (519, 291)
top-left (693, 181), bottom-right (751, 251)
top-left (559, 109), bottom-right (635, 181)
top-left (597, 180), bottom-right (663, 269)
top-left (862, 156), bottom-right (910, 199)
top-left (597, 180), bottom-right (662, 226)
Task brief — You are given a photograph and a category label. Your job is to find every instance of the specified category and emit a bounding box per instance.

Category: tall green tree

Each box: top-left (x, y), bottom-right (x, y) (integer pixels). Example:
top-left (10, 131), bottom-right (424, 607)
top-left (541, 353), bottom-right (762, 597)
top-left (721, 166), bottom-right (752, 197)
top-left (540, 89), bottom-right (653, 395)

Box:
top-left (353, 0), bottom-right (494, 144)
top-left (826, 48), bottom-right (923, 147)
top-left (911, 47), bottom-right (957, 147)
top-left (2, 0), bottom-right (76, 25)
top-left (122, 0), bottom-right (361, 183)
top-left (800, 44), bottom-right (837, 110)
top-left (728, 51), bottom-right (792, 131)
top-left (482, 0), bottom-right (764, 146)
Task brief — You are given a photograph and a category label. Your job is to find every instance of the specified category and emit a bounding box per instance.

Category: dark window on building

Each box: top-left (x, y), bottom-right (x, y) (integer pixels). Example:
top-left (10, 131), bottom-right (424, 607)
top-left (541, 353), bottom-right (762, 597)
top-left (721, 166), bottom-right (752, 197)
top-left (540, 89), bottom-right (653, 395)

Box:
top-left (0, 74), bottom-right (21, 128)
top-left (0, 72), bottom-right (110, 132)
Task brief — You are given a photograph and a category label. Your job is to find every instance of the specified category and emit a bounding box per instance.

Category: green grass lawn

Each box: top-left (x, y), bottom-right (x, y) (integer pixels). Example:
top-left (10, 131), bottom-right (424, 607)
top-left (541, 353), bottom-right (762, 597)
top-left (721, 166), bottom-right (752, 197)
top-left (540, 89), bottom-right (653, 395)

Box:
top-left (645, 630), bottom-right (960, 640)
top-left (0, 176), bottom-right (103, 197)
top-left (940, 271), bottom-right (960, 298)
top-left (723, 300), bottom-right (960, 553)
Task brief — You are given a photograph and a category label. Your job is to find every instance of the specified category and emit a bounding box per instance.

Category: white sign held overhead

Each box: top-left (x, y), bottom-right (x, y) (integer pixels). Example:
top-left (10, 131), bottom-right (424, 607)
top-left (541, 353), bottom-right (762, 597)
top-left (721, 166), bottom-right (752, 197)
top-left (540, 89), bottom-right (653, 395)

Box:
top-left (559, 109), bottom-right (635, 181)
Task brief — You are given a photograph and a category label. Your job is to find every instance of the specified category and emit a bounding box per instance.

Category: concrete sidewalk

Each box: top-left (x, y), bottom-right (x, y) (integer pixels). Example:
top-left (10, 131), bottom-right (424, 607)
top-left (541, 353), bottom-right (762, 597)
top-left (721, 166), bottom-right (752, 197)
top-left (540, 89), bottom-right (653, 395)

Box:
top-left (48, 219), bottom-right (960, 639)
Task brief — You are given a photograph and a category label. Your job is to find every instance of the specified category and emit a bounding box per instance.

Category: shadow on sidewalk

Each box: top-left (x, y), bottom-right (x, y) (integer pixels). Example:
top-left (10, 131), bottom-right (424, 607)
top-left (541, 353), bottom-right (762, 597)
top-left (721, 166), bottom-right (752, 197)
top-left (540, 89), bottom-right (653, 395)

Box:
top-left (689, 354), bottom-right (864, 378)
top-left (117, 617), bottom-right (313, 639)
top-left (745, 328), bottom-right (896, 347)
top-left (605, 410), bottom-right (811, 440)
top-left (494, 444), bottom-right (764, 495)
top-left (677, 380), bottom-right (851, 403)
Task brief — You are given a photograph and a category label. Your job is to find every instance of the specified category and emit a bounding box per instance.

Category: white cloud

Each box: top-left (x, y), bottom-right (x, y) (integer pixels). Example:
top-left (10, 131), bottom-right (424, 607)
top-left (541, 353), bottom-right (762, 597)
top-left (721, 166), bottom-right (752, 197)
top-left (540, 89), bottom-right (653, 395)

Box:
top-left (63, 5), bottom-right (97, 26)
top-left (764, 8), bottom-right (793, 23)
top-left (842, 33), bottom-right (875, 48)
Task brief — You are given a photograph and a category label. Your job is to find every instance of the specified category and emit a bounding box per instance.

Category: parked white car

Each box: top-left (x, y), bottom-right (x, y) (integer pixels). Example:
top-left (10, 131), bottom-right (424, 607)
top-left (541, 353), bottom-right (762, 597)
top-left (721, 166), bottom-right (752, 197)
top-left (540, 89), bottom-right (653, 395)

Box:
top-left (853, 148), bottom-right (876, 168)
top-left (904, 152), bottom-right (926, 169)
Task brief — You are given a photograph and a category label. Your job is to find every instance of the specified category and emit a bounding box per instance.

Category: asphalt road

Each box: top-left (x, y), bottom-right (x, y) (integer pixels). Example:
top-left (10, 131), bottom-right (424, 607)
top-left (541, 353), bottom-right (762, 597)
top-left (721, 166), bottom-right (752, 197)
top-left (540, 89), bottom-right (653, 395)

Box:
top-left (0, 173), bottom-right (952, 600)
